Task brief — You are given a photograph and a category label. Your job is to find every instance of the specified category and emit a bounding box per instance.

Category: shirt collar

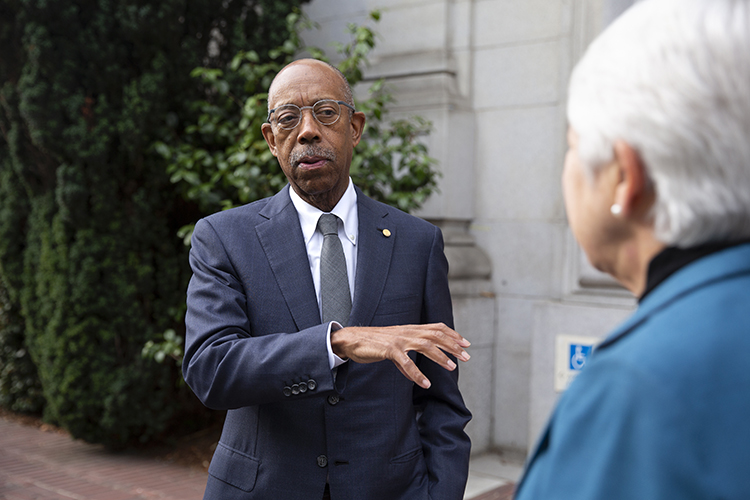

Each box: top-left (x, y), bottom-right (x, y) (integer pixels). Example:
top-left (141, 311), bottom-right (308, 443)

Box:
top-left (288, 178), bottom-right (358, 246)
top-left (640, 238), bottom-right (750, 302)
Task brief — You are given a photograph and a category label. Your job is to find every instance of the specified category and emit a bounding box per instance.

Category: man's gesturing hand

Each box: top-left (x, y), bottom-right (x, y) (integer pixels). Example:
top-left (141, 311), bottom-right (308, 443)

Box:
top-left (330, 323), bottom-right (471, 389)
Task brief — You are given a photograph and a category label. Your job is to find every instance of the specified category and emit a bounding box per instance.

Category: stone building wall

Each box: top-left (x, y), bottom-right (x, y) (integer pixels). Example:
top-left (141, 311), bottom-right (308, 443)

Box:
top-left (303, 0), bottom-right (636, 456)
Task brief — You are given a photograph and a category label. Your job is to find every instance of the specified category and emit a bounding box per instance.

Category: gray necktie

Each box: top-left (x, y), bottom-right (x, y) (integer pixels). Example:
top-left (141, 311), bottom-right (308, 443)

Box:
top-left (318, 213), bottom-right (351, 326)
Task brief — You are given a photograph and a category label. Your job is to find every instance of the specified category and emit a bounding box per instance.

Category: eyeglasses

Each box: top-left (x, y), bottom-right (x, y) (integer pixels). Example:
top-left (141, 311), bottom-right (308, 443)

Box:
top-left (267, 99), bottom-right (356, 130)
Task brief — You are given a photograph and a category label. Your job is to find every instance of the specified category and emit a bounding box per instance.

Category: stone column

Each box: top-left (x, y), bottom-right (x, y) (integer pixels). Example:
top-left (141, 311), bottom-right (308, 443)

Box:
top-left (303, 0), bottom-right (496, 453)
top-left (433, 219), bottom-right (495, 453)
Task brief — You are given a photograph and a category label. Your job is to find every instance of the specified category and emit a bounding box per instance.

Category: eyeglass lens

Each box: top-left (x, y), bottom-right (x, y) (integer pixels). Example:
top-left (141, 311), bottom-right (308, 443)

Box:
top-left (273, 100), bottom-right (342, 130)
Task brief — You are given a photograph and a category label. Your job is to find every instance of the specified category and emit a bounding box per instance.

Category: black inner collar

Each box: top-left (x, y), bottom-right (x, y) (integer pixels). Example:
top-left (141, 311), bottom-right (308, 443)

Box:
top-left (640, 239), bottom-right (750, 302)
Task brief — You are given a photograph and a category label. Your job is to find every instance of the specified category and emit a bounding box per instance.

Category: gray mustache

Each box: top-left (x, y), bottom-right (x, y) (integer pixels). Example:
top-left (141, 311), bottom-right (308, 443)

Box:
top-left (290, 146), bottom-right (336, 167)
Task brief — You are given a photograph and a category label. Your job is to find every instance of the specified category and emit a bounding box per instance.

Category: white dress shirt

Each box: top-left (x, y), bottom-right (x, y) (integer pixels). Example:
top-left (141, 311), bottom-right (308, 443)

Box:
top-left (289, 178), bottom-right (357, 370)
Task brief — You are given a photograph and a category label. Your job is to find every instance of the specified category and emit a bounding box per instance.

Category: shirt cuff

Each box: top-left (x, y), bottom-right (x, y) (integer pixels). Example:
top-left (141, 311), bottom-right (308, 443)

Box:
top-left (326, 321), bottom-right (349, 370)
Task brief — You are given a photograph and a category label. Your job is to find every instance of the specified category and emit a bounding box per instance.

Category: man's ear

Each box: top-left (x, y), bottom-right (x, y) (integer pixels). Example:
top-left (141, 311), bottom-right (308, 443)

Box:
top-left (612, 140), bottom-right (652, 218)
top-left (261, 122), bottom-right (279, 157)
top-left (350, 112), bottom-right (366, 147)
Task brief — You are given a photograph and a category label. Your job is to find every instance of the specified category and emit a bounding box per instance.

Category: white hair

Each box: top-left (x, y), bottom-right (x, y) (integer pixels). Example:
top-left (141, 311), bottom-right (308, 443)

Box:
top-left (568, 0), bottom-right (750, 247)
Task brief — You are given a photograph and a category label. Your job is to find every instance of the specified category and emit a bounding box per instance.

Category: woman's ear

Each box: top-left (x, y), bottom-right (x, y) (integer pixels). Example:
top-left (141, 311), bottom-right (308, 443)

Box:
top-left (612, 140), bottom-right (653, 218)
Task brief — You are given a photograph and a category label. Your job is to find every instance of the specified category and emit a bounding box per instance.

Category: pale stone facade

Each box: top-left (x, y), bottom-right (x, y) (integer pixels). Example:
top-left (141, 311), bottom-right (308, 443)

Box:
top-left (303, 0), bottom-right (636, 456)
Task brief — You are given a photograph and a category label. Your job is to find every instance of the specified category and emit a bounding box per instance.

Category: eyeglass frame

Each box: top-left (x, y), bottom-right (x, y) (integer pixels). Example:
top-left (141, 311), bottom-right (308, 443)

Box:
top-left (267, 99), bottom-right (356, 130)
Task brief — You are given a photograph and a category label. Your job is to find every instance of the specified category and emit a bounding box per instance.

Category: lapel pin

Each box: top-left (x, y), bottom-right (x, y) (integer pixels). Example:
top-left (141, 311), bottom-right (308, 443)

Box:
top-left (382, 229), bottom-right (391, 238)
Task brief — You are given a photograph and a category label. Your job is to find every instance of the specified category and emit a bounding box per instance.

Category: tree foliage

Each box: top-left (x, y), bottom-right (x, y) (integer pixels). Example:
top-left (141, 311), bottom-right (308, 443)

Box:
top-left (154, 10), bottom-right (439, 246)
top-left (0, 0), bottom-right (308, 447)
top-left (142, 11), bottom-right (440, 367)
top-left (0, 0), bottom-right (438, 448)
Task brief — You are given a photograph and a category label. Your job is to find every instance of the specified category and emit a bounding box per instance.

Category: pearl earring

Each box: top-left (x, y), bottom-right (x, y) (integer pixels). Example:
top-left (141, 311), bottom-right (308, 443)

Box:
top-left (610, 204), bottom-right (622, 216)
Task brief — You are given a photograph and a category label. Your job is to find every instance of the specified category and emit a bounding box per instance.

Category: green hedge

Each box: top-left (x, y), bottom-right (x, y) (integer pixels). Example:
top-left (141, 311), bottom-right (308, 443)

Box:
top-left (0, 0), bottom-right (308, 447)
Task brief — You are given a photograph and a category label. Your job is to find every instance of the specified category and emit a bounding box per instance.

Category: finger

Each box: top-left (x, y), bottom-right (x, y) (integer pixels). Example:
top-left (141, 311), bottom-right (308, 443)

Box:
top-left (394, 364), bottom-right (420, 385)
top-left (435, 323), bottom-right (472, 347)
top-left (416, 326), bottom-right (471, 362)
top-left (411, 341), bottom-right (460, 372)
top-left (392, 350), bottom-right (431, 389)
top-left (456, 348), bottom-right (471, 362)
top-left (420, 323), bottom-right (472, 352)
top-left (438, 340), bottom-right (471, 362)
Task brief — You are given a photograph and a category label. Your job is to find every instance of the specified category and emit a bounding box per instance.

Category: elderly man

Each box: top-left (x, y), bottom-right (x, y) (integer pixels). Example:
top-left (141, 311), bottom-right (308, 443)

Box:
top-left (515, 0), bottom-right (750, 498)
top-left (182, 58), bottom-right (472, 500)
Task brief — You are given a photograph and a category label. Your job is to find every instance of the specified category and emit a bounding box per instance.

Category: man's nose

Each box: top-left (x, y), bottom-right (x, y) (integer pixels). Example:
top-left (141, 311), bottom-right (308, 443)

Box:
top-left (297, 109), bottom-right (322, 144)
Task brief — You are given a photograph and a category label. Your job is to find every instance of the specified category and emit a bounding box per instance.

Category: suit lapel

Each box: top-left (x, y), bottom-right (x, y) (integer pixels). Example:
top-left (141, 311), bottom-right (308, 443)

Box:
top-left (349, 189), bottom-right (395, 327)
top-left (256, 186), bottom-right (321, 331)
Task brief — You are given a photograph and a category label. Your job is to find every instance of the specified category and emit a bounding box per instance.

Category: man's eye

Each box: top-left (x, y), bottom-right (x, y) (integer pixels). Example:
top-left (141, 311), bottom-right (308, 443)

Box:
top-left (317, 107), bottom-right (336, 116)
top-left (276, 111), bottom-right (299, 125)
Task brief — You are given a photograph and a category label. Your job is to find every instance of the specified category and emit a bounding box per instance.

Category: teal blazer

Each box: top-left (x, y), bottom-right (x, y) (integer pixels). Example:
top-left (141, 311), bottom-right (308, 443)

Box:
top-left (515, 243), bottom-right (750, 499)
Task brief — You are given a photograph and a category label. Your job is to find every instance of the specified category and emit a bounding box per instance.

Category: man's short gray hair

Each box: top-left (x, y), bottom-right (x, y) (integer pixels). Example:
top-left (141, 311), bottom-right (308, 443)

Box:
top-left (568, 0), bottom-right (750, 247)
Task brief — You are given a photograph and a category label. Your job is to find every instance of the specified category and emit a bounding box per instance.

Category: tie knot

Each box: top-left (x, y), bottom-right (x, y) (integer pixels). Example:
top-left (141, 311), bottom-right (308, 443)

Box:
top-left (317, 213), bottom-right (339, 236)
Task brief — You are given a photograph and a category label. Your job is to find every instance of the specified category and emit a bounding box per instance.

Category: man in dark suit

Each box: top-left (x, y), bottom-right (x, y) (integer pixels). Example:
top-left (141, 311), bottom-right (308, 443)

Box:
top-left (183, 58), bottom-right (472, 500)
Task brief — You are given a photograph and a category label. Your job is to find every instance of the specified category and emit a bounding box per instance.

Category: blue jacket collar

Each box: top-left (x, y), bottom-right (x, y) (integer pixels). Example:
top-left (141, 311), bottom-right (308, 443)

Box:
top-left (599, 242), bottom-right (750, 350)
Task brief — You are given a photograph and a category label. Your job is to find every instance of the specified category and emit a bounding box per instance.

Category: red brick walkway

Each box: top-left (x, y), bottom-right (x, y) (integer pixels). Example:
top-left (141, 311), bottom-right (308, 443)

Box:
top-left (0, 416), bottom-right (207, 500)
top-left (1, 413), bottom-right (515, 500)
top-left (471, 483), bottom-right (515, 500)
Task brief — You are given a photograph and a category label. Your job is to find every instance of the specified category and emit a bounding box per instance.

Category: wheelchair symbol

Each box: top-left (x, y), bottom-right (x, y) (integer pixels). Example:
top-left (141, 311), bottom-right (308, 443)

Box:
top-left (569, 344), bottom-right (592, 371)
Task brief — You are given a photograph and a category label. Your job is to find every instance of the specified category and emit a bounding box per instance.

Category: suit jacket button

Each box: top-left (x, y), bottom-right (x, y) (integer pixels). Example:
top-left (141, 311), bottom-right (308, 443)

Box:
top-left (299, 382), bottom-right (308, 393)
top-left (291, 383), bottom-right (300, 395)
top-left (307, 379), bottom-right (317, 391)
top-left (283, 386), bottom-right (292, 397)
top-left (317, 455), bottom-right (328, 468)
top-left (327, 395), bottom-right (339, 405)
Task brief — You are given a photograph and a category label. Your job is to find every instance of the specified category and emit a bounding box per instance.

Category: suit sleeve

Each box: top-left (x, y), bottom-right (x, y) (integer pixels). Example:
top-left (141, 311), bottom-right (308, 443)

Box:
top-left (182, 218), bottom-right (335, 410)
top-left (413, 226), bottom-right (473, 500)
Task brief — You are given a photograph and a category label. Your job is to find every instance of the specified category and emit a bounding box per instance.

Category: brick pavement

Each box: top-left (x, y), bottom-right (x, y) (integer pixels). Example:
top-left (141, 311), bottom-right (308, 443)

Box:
top-left (471, 483), bottom-right (515, 500)
top-left (1, 414), bottom-right (515, 500)
top-left (0, 416), bottom-right (207, 500)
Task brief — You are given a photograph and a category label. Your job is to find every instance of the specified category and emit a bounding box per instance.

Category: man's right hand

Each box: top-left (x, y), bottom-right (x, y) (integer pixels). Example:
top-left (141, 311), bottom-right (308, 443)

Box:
top-left (330, 323), bottom-right (471, 389)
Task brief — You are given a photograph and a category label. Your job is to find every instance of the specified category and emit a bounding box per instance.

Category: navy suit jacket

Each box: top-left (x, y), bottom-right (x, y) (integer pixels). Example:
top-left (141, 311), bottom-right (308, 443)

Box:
top-left (183, 185), bottom-right (471, 500)
top-left (515, 243), bottom-right (750, 499)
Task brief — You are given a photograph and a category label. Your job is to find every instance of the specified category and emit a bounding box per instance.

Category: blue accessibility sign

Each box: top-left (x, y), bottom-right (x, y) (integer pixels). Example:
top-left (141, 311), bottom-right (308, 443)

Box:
top-left (569, 344), bottom-right (592, 371)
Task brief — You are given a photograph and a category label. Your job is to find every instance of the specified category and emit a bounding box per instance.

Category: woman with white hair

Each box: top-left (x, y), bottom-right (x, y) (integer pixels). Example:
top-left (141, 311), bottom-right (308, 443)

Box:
top-left (514, 0), bottom-right (750, 498)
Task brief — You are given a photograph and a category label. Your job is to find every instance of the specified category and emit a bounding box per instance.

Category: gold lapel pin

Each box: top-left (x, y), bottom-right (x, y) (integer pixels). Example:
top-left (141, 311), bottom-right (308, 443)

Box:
top-left (382, 229), bottom-right (392, 237)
